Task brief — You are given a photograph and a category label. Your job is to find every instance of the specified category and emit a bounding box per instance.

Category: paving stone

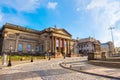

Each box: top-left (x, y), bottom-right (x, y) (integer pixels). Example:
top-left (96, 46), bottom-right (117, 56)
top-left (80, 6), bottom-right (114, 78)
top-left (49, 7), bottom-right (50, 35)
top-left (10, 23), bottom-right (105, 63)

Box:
top-left (0, 57), bottom-right (113, 80)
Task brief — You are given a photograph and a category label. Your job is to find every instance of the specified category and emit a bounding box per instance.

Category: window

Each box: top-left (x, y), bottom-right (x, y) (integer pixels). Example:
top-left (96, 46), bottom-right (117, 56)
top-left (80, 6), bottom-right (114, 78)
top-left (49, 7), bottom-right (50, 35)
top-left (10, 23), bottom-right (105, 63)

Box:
top-left (35, 45), bottom-right (39, 52)
top-left (18, 44), bottom-right (23, 51)
top-left (9, 34), bottom-right (15, 38)
top-left (27, 44), bottom-right (31, 51)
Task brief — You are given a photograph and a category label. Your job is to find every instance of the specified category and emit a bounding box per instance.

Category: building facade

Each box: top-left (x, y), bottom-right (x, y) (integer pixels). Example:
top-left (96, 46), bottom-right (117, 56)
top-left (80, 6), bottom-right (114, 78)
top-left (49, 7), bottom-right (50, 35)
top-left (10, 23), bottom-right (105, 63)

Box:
top-left (0, 23), bottom-right (75, 57)
top-left (77, 37), bottom-right (101, 57)
top-left (101, 41), bottom-right (115, 57)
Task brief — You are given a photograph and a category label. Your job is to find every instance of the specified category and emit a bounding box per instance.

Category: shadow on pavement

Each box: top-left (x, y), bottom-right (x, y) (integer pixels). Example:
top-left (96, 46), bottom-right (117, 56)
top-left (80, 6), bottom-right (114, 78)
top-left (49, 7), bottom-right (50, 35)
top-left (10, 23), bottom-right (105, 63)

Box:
top-left (0, 68), bottom-right (73, 80)
top-left (59, 63), bottom-right (120, 80)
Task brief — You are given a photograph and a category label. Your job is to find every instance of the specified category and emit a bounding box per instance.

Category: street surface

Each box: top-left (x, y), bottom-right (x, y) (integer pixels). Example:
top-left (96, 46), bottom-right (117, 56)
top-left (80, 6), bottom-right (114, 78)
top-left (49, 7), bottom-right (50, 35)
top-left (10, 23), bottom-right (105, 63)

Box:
top-left (0, 57), bottom-right (114, 80)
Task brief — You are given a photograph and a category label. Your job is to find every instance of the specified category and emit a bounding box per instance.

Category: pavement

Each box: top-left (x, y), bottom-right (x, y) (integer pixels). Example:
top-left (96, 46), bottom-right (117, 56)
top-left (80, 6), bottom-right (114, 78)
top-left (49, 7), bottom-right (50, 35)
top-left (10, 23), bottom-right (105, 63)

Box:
top-left (0, 57), bottom-right (113, 80)
top-left (60, 58), bottom-right (120, 80)
top-left (0, 60), bottom-right (33, 69)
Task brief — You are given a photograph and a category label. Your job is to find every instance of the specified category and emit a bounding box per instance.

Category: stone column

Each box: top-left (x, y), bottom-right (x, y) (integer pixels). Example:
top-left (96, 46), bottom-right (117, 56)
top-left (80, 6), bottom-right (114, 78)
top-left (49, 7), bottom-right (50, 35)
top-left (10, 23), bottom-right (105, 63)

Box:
top-left (49, 36), bottom-right (51, 51)
top-left (51, 36), bottom-right (54, 53)
top-left (63, 39), bottom-right (65, 50)
top-left (69, 40), bottom-right (71, 54)
top-left (63, 39), bottom-right (65, 55)
top-left (54, 37), bottom-right (56, 53)
top-left (64, 40), bottom-right (67, 54)
top-left (2, 31), bottom-right (8, 52)
top-left (59, 38), bottom-right (61, 52)
top-left (67, 40), bottom-right (69, 54)
top-left (15, 33), bottom-right (20, 52)
top-left (45, 40), bottom-right (47, 52)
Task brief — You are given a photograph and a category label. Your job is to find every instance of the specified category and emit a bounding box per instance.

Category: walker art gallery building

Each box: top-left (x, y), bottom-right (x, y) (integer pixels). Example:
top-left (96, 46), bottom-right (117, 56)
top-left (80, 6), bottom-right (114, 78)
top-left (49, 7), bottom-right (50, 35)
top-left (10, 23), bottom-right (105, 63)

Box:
top-left (0, 23), bottom-right (75, 57)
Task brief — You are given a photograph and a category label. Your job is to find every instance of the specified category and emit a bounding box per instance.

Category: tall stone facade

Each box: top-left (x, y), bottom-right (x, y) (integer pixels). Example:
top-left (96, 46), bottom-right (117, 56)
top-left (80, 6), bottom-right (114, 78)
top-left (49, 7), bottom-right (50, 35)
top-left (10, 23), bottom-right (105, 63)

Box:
top-left (77, 37), bottom-right (101, 59)
top-left (0, 23), bottom-right (75, 57)
top-left (77, 37), bottom-right (101, 55)
top-left (101, 41), bottom-right (115, 57)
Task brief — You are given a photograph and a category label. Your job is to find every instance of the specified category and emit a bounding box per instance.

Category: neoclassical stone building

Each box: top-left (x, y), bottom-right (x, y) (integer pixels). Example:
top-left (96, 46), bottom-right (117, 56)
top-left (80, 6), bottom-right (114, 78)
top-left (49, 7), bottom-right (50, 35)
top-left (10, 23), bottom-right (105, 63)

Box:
top-left (0, 23), bottom-right (75, 57)
top-left (77, 37), bottom-right (101, 59)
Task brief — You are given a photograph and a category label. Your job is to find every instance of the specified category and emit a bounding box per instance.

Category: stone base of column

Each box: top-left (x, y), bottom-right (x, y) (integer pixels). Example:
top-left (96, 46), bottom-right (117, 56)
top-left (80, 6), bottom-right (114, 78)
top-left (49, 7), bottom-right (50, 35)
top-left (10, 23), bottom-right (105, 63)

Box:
top-left (70, 53), bottom-right (78, 57)
top-left (55, 52), bottom-right (63, 58)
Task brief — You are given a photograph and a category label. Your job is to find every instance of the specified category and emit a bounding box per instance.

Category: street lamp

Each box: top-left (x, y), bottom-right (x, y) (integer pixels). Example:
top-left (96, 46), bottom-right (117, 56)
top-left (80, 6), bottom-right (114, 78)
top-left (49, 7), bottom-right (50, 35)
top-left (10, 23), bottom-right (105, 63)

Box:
top-left (44, 52), bottom-right (46, 59)
top-left (48, 49), bottom-right (51, 60)
top-left (108, 26), bottom-right (115, 56)
top-left (31, 49), bottom-right (34, 62)
top-left (7, 46), bottom-right (13, 66)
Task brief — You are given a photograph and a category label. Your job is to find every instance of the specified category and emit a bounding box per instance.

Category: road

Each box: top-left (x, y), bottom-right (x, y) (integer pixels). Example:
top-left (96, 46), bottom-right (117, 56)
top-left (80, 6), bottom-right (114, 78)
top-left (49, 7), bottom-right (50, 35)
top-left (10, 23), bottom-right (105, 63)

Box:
top-left (0, 57), bottom-right (113, 80)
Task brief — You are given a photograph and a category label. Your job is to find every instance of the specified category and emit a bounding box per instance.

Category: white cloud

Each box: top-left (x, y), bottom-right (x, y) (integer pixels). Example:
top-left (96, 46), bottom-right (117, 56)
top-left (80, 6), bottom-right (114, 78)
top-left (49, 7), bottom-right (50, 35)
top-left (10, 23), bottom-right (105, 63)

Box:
top-left (47, 2), bottom-right (58, 9)
top-left (86, 0), bottom-right (107, 10)
top-left (0, 15), bottom-right (2, 21)
top-left (113, 29), bottom-right (120, 46)
top-left (86, 0), bottom-right (120, 26)
top-left (86, 0), bottom-right (120, 47)
top-left (0, 9), bottom-right (3, 22)
top-left (0, 13), bottom-right (28, 28)
top-left (76, 8), bottom-right (80, 11)
top-left (0, 7), bottom-right (28, 27)
top-left (0, 0), bottom-right (41, 13)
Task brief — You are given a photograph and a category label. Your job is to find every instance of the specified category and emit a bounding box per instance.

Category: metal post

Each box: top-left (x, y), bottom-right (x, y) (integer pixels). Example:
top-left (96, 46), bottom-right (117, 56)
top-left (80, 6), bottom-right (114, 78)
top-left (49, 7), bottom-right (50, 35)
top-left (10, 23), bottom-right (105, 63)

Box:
top-left (31, 49), bottom-right (34, 62)
top-left (44, 52), bottom-right (46, 59)
top-left (48, 50), bottom-right (51, 60)
top-left (109, 27), bottom-right (115, 44)
top-left (8, 46), bottom-right (12, 66)
top-left (108, 26), bottom-right (115, 55)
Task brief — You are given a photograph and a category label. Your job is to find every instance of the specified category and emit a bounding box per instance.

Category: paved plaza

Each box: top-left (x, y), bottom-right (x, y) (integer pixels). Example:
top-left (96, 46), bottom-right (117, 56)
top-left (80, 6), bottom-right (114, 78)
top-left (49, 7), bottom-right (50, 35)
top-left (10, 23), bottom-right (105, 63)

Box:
top-left (0, 57), bottom-right (118, 80)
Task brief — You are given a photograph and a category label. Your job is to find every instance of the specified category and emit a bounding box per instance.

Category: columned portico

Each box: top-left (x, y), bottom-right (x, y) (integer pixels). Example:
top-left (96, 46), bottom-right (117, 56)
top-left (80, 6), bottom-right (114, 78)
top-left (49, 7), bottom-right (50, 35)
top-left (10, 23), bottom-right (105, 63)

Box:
top-left (50, 36), bottom-right (71, 57)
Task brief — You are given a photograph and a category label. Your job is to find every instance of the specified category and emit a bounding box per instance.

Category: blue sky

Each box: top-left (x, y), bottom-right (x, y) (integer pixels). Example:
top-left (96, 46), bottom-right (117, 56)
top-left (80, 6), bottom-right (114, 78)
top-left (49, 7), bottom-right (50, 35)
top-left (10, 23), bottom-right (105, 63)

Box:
top-left (0, 0), bottom-right (120, 46)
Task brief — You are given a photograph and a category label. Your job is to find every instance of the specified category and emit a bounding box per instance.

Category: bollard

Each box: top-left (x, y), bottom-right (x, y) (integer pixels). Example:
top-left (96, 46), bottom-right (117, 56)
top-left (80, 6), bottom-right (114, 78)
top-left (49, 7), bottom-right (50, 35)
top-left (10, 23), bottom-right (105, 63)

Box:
top-left (64, 63), bottom-right (66, 66)
top-left (70, 65), bottom-right (72, 68)
top-left (31, 57), bottom-right (33, 62)
top-left (80, 67), bottom-right (82, 70)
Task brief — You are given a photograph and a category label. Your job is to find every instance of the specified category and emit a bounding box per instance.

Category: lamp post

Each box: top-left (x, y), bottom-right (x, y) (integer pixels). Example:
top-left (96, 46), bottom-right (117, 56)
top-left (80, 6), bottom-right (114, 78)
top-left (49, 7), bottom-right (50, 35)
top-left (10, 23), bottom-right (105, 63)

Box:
top-left (31, 49), bottom-right (34, 62)
top-left (7, 46), bottom-right (12, 66)
top-left (44, 52), bottom-right (46, 59)
top-left (108, 26), bottom-right (115, 56)
top-left (48, 49), bottom-right (51, 60)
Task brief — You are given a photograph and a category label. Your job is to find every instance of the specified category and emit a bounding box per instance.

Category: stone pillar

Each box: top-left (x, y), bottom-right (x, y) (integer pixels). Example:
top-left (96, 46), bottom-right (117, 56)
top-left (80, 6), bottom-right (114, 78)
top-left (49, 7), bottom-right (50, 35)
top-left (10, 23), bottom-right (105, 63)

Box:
top-left (2, 31), bottom-right (8, 52)
top-left (63, 39), bottom-right (65, 51)
top-left (2, 39), bottom-right (6, 52)
top-left (15, 33), bottom-right (20, 52)
top-left (69, 40), bottom-right (71, 54)
top-left (66, 40), bottom-right (68, 54)
top-left (2, 53), bottom-right (7, 65)
top-left (69, 40), bottom-right (72, 56)
top-left (49, 36), bottom-right (51, 51)
top-left (59, 38), bottom-right (61, 52)
top-left (63, 39), bottom-right (65, 56)
top-left (54, 37), bottom-right (56, 53)
top-left (51, 36), bottom-right (54, 53)
top-left (45, 40), bottom-right (47, 52)
top-left (64, 40), bottom-right (67, 54)
top-left (68, 40), bottom-right (70, 54)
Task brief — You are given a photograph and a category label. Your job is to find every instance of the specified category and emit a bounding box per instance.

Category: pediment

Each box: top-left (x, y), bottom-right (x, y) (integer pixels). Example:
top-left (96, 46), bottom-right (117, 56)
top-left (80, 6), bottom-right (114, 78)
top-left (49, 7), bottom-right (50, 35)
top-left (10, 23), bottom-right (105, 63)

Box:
top-left (53, 29), bottom-right (72, 36)
top-left (40, 28), bottom-right (72, 37)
